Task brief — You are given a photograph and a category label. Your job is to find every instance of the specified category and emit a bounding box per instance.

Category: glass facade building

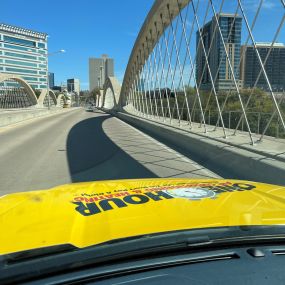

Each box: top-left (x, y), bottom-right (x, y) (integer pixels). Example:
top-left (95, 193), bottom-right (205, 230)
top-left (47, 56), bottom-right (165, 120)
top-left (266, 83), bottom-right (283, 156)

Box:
top-left (48, 72), bottom-right (54, 89)
top-left (67, 78), bottom-right (80, 94)
top-left (196, 14), bottom-right (242, 91)
top-left (240, 43), bottom-right (285, 92)
top-left (0, 23), bottom-right (48, 90)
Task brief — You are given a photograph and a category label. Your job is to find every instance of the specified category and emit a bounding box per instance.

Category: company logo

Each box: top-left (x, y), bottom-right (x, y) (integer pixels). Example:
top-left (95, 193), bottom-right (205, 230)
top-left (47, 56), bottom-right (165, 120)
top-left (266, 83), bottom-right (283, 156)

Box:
top-left (72, 182), bottom-right (256, 216)
top-left (164, 187), bottom-right (216, 200)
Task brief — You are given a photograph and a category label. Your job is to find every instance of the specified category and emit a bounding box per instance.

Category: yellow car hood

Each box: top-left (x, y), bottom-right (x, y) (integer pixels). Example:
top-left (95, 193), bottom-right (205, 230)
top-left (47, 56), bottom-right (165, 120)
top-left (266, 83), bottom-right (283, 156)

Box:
top-left (1, 178), bottom-right (285, 255)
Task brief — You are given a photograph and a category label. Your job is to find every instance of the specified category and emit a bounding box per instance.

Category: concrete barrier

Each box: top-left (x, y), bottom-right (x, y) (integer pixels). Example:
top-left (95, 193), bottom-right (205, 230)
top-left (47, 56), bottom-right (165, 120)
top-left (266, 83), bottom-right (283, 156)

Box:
top-left (107, 109), bottom-right (285, 186)
top-left (0, 108), bottom-right (68, 127)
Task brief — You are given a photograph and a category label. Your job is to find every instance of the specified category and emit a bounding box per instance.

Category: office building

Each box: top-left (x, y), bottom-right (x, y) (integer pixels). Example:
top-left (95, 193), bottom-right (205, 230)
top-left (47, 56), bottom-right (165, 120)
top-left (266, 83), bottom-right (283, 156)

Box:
top-left (89, 54), bottom-right (114, 91)
top-left (0, 23), bottom-right (48, 90)
top-left (240, 43), bottom-right (285, 91)
top-left (196, 14), bottom-right (242, 91)
top-left (48, 72), bottom-right (54, 89)
top-left (67, 78), bottom-right (80, 94)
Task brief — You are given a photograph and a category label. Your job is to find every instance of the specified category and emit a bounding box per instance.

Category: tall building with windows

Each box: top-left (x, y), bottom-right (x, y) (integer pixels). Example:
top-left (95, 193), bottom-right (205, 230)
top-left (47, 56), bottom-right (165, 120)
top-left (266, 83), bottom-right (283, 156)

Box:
top-left (196, 14), bottom-right (242, 91)
top-left (48, 72), bottom-right (54, 89)
top-left (0, 23), bottom-right (48, 90)
top-left (67, 78), bottom-right (80, 94)
top-left (89, 54), bottom-right (114, 91)
top-left (240, 43), bottom-right (285, 91)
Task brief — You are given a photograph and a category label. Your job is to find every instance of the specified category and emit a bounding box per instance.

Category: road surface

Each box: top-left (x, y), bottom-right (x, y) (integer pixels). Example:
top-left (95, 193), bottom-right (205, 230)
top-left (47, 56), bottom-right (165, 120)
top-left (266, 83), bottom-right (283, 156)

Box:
top-left (0, 108), bottom-right (220, 195)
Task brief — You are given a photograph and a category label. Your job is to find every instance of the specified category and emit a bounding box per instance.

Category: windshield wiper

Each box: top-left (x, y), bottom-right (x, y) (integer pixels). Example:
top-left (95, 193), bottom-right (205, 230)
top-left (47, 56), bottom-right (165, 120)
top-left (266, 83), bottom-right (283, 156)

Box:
top-left (0, 233), bottom-right (212, 284)
top-left (3, 244), bottom-right (77, 264)
top-left (1, 226), bottom-right (285, 284)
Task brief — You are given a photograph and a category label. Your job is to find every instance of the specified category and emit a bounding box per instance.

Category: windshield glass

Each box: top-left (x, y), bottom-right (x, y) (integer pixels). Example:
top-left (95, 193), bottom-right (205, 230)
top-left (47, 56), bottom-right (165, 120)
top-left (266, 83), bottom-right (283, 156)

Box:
top-left (0, 0), bottom-right (284, 277)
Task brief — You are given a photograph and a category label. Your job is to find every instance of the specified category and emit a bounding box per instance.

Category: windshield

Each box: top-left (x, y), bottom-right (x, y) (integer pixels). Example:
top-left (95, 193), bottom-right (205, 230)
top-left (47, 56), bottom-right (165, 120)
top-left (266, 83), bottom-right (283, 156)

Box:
top-left (0, 0), bottom-right (284, 281)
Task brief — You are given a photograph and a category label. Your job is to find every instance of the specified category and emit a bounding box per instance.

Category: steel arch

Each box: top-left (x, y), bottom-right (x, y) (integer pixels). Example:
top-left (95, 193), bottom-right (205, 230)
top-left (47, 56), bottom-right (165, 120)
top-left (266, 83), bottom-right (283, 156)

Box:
top-left (56, 94), bottom-right (67, 107)
top-left (118, 0), bottom-right (285, 144)
top-left (37, 89), bottom-right (58, 107)
top-left (102, 77), bottom-right (121, 109)
top-left (0, 73), bottom-right (38, 106)
top-left (119, 0), bottom-right (189, 107)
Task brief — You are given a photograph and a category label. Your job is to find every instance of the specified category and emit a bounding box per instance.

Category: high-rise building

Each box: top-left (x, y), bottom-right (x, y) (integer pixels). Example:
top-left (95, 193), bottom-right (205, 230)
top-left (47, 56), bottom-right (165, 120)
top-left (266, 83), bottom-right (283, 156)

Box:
top-left (89, 54), bottom-right (114, 91)
top-left (67, 78), bottom-right (80, 94)
top-left (196, 14), bottom-right (242, 91)
top-left (48, 72), bottom-right (54, 89)
top-left (0, 23), bottom-right (48, 90)
top-left (104, 56), bottom-right (114, 82)
top-left (240, 43), bottom-right (285, 91)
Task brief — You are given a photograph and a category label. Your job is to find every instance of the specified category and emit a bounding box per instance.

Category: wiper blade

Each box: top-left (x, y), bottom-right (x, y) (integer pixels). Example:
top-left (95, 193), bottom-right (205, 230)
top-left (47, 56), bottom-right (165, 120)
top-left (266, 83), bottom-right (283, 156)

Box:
top-left (104, 233), bottom-right (211, 250)
top-left (1, 226), bottom-right (285, 284)
top-left (0, 233), bottom-right (211, 284)
top-left (3, 244), bottom-right (77, 264)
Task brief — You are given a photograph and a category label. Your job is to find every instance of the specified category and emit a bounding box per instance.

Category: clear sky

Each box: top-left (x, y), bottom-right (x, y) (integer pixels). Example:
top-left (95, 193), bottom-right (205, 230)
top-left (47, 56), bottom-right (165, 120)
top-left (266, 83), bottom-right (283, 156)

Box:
top-left (1, 0), bottom-right (154, 90)
top-left (1, 0), bottom-right (283, 90)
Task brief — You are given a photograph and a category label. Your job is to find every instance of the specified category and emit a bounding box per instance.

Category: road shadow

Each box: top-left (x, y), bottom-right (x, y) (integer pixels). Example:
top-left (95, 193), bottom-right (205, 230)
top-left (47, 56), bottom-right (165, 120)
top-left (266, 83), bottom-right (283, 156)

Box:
top-left (66, 113), bottom-right (158, 182)
top-left (121, 120), bottom-right (235, 179)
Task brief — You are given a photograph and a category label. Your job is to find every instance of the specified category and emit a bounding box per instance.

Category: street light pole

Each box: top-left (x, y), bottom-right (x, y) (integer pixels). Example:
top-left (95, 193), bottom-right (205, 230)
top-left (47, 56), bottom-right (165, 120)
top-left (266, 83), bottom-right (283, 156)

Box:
top-left (46, 49), bottom-right (65, 110)
top-left (46, 56), bottom-right (50, 110)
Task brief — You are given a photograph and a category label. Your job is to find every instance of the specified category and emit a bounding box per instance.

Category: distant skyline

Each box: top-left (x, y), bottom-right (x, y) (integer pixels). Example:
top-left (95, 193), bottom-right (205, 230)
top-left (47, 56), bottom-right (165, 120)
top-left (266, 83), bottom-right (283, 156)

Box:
top-left (0, 0), bottom-right (283, 90)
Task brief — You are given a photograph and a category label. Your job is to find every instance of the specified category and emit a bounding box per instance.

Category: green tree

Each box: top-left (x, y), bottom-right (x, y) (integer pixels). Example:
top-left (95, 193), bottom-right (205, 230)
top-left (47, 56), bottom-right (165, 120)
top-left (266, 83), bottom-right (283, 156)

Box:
top-left (89, 87), bottom-right (100, 101)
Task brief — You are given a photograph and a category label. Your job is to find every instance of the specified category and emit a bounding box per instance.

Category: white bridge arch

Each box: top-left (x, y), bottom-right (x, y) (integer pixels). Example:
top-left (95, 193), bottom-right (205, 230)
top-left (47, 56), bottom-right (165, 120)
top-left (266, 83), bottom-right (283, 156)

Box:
top-left (0, 73), bottom-right (66, 108)
top-left (37, 89), bottom-right (58, 107)
top-left (0, 73), bottom-right (38, 108)
top-left (101, 77), bottom-right (121, 109)
top-left (110, 0), bottom-right (285, 144)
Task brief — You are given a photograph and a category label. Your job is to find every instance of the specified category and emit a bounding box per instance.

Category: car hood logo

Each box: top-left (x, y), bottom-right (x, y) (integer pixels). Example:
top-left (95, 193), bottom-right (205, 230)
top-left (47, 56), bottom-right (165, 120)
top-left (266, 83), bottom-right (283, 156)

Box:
top-left (164, 187), bottom-right (216, 200)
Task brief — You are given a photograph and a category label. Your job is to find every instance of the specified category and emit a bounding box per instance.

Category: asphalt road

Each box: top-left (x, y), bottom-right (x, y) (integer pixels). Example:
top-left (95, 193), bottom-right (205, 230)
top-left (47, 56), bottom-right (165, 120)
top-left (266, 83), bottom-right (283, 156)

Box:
top-left (0, 108), bottom-right (220, 195)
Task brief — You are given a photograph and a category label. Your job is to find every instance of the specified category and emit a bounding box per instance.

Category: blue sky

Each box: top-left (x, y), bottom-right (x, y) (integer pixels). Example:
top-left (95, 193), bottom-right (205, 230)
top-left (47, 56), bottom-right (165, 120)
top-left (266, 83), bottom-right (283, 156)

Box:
top-left (1, 0), bottom-right (283, 90)
top-left (1, 0), bottom-right (154, 89)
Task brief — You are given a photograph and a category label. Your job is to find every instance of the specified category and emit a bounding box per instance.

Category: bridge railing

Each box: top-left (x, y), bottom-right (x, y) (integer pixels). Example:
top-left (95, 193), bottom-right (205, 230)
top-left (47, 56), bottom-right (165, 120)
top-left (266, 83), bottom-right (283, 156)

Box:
top-left (120, 0), bottom-right (285, 145)
top-left (131, 103), bottom-right (285, 139)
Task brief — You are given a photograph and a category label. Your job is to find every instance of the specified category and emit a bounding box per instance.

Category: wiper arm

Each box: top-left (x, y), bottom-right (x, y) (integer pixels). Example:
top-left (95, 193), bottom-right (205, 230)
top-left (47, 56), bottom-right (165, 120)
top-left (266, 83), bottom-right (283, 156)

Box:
top-left (105, 233), bottom-right (211, 251)
top-left (3, 244), bottom-right (77, 264)
top-left (1, 226), bottom-right (285, 284)
top-left (0, 233), bottom-right (211, 284)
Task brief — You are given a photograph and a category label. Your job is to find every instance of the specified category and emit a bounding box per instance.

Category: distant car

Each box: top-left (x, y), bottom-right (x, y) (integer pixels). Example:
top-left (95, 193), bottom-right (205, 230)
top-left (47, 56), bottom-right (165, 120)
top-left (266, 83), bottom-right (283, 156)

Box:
top-left (85, 105), bottom-right (93, 112)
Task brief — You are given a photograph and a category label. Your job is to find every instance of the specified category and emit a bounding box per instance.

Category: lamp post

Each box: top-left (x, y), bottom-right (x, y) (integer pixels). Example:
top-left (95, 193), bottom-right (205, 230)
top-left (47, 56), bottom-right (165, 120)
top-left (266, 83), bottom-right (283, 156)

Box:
top-left (46, 49), bottom-right (65, 109)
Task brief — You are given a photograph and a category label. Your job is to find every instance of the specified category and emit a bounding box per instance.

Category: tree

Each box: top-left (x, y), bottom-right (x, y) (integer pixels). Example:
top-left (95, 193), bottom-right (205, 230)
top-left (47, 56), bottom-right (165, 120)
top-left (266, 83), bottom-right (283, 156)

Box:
top-left (89, 87), bottom-right (101, 101)
top-left (87, 87), bottom-right (101, 105)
